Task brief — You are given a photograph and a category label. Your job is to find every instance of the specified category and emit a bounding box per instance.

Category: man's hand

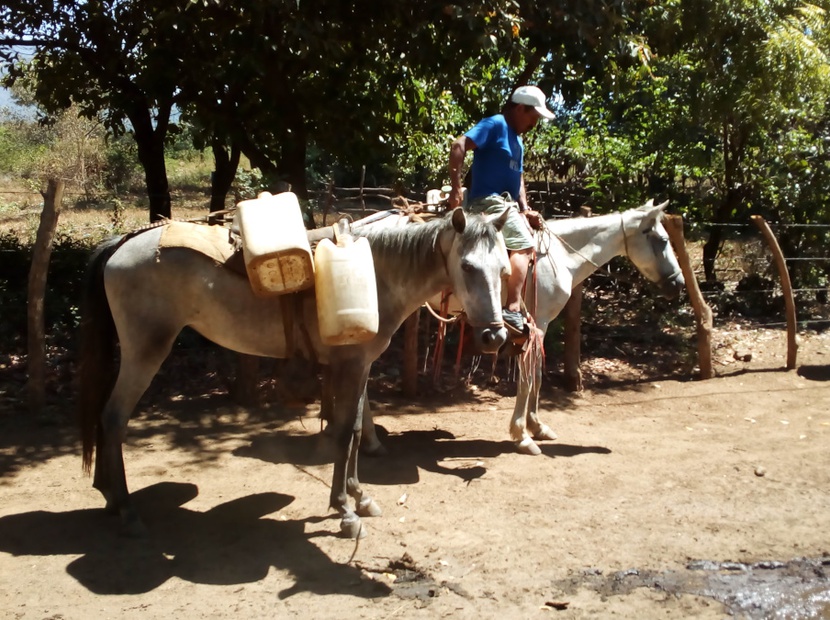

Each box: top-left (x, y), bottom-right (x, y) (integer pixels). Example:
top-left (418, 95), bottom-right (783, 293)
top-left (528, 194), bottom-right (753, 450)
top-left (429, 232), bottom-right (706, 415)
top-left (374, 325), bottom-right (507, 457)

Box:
top-left (448, 186), bottom-right (464, 209)
top-left (524, 209), bottom-right (542, 230)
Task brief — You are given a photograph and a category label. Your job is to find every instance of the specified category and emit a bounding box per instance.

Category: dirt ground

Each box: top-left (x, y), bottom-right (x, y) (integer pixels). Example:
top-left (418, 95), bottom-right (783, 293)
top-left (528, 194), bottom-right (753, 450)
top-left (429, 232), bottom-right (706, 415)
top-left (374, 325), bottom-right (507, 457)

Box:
top-left (1, 328), bottom-right (829, 619)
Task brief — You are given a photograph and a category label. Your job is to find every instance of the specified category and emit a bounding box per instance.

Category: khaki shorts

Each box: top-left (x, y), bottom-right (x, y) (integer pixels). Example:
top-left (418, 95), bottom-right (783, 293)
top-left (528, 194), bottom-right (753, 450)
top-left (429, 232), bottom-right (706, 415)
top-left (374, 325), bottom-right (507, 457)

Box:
top-left (467, 194), bottom-right (536, 251)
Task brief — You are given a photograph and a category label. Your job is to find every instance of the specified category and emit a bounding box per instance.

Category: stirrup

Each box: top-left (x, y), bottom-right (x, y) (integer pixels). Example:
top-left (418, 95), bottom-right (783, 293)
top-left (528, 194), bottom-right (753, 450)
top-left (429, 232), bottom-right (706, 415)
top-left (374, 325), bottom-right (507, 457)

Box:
top-left (501, 337), bottom-right (530, 357)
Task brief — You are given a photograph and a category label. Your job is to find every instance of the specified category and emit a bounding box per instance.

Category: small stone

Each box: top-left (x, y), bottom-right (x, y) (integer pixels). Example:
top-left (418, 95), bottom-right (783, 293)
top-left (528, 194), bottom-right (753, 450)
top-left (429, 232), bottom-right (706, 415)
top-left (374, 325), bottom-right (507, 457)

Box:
top-left (754, 466), bottom-right (766, 477)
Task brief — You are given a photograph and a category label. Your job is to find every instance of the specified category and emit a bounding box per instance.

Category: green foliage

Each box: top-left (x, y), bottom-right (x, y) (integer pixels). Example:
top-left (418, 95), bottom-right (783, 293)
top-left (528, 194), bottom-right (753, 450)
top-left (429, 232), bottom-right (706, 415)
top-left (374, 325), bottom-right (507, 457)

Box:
top-left (0, 230), bottom-right (29, 350)
top-left (0, 229), bottom-right (96, 354)
top-left (231, 167), bottom-right (265, 202)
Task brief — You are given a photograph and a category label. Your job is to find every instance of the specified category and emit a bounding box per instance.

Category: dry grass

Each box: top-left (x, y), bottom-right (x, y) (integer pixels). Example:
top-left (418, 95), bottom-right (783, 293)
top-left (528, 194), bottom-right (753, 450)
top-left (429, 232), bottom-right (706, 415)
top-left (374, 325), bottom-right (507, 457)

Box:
top-left (0, 178), bottom-right (215, 246)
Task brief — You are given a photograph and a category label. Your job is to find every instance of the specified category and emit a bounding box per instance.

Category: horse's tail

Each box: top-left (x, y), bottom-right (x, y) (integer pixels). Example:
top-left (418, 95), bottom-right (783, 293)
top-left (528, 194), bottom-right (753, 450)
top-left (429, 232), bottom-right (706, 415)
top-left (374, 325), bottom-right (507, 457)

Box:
top-left (77, 236), bottom-right (122, 474)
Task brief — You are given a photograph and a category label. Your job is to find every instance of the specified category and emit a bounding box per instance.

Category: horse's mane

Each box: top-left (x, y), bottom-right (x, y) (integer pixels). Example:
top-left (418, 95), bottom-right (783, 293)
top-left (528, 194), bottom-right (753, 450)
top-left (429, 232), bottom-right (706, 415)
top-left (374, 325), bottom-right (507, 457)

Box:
top-left (543, 204), bottom-right (664, 241)
top-left (357, 211), bottom-right (499, 276)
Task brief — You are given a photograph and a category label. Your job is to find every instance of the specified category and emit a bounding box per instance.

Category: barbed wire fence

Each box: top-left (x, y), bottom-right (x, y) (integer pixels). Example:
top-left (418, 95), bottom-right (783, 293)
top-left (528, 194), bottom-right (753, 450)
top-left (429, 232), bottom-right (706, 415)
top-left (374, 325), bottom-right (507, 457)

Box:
top-left (2, 182), bottom-right (829, 395)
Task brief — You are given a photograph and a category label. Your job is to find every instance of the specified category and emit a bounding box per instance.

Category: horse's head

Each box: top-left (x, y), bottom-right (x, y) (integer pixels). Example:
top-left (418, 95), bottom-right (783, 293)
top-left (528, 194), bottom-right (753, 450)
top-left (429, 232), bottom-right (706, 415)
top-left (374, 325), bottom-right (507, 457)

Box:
top-left (443, 208), bottom-right (510, 353)
top-left (623, 200), bottom-right (685, 299)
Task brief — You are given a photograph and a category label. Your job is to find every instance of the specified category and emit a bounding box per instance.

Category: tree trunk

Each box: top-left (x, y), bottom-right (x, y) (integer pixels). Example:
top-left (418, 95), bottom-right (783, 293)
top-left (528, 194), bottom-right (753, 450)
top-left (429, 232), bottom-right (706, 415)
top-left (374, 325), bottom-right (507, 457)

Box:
top-left (210, 140), bottom-right (241, 213)
top-left (277, 129), bottom-right (308, 199)
top-left (703, 187), bottom-right (742, 282)
top-left (130, 104), bottom-right (172, 222)
top-left (704, 121), bottom-right (745, 282)
top-left (27, 179), bottom-right (64, 414)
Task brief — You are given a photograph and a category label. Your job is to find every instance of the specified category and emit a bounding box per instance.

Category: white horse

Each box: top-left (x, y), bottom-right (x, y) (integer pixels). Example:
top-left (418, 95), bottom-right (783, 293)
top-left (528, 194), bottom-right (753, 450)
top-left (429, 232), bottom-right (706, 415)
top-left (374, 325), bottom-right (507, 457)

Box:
top-left (356, 200), bottom-right (684, 456)
top-left (510, 199), bottom-right (684, 454)
top-left (77, 208), bottom-right (510, 539)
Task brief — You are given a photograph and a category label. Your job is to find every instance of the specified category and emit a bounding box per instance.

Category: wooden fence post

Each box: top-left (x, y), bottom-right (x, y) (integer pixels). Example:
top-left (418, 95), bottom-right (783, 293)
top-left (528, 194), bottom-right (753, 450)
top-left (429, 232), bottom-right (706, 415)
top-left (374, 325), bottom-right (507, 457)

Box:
top-left (562, 285), bottom-right (584, 392)
top-left (28, 178), bottom-right (64, 413)
top-left (663, 214), bottom-right (714, 379)
top-left (751, 215), bottom-right (798, 369)
top-left (562, 205), bottom-right (591, 392)
top-left (402, 309), bottom-right (420, 398)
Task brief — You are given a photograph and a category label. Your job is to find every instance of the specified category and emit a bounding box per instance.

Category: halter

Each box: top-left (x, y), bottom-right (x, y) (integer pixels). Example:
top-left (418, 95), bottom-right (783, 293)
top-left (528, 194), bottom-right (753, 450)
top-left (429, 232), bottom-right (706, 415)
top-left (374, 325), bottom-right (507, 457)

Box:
top-left (423, 225), bottom-right (504, 330)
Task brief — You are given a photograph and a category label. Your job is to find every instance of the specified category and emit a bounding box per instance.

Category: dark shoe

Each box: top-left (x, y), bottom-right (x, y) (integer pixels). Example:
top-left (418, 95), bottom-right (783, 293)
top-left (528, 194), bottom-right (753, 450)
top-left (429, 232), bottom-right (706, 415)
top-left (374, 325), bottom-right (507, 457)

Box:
top-left (502, 308), bottom-right (525, 334)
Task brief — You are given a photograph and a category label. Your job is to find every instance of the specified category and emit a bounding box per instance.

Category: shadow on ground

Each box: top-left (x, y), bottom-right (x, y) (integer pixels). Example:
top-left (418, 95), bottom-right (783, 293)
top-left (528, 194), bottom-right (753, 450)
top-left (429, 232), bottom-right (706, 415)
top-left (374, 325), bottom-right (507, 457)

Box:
top-left (0, 481), bottom-right (390, 599)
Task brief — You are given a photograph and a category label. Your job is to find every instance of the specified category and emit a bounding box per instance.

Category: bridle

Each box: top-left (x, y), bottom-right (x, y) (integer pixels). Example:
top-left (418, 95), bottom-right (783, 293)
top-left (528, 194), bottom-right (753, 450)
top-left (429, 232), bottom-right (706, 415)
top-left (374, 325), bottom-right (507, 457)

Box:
top-left (424, 227), bottom-right (506, 330)
top-left (541, 212), bottom-right (682, 288)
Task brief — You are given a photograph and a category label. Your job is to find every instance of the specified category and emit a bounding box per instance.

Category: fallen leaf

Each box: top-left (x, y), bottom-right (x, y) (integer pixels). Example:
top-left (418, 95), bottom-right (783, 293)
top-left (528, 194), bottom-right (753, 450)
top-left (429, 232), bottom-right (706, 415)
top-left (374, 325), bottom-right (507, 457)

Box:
top-left (543, 600), bottom-right (570, 610)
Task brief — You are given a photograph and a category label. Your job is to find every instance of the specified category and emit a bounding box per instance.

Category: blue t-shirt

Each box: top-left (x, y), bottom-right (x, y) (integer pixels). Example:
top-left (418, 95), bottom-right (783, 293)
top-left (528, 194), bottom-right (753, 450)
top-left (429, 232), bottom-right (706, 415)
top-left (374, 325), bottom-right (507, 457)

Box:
top-left (465, 114), bottom-right (523, 202)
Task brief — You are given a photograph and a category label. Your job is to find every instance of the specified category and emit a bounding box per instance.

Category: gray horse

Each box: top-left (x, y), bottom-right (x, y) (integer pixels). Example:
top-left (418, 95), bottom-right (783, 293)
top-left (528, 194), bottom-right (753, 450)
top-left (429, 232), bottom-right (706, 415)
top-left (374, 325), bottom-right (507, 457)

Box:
top-left (77, 208), bottom-right (510, 539)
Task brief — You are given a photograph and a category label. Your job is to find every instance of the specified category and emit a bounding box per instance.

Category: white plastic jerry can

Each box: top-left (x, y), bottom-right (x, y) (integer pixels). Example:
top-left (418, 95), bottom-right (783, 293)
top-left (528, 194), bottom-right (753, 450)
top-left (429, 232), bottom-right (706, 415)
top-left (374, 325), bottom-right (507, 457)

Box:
top-left (236, 191), bottom-right (315, 296)
top-left (314, 234), bottom-right (379, 346)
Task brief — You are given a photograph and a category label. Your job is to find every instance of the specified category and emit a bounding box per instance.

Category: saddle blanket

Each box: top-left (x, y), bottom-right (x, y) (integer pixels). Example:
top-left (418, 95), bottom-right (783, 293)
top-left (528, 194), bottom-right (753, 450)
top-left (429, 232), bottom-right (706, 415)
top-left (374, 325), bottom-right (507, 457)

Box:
top-left (158, 221), bottom-right (237, 265)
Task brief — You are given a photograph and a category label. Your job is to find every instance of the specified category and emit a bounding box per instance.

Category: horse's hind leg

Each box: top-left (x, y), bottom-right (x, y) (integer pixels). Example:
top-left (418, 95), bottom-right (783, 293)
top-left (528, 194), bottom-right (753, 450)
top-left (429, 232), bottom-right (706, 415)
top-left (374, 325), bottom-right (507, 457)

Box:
top-left (94, 339), bottom-right (175, 535)
top-left (360, 388), bottom-right (387, 456)
top-left (327, 362), bottom-right (379, 538)
top-left (351, 388), bottom-right (382, 516)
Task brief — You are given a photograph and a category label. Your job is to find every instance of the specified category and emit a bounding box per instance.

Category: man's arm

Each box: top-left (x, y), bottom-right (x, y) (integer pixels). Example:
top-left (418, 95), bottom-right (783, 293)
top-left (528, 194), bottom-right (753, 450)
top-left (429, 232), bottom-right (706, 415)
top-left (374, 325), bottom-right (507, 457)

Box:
top-left (517, 175), bottom-right (529, 212)
top-left (518, 174), bottom-right (542, 229)
top-left (449, 135), bottom-right (476, 208)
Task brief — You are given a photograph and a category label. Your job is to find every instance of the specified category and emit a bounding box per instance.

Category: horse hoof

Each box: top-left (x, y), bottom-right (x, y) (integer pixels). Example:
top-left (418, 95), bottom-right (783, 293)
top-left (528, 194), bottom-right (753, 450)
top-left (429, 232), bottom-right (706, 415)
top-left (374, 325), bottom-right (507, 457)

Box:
top-left (516, 437), bottom-right (542, 456)
top-left (534, 425), bottom-right (558, 441)
top-left (356, 498), bottom-right (382, 518)
top-left (340, 514), bottom-right (367, 539)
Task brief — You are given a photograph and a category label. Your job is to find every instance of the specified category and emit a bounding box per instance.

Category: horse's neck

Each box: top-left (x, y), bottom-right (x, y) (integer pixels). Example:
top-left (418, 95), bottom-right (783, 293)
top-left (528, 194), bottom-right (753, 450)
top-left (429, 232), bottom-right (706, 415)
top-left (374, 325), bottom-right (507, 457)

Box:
top-left (549, 213), bottom-right (627, 286)
top-left (369, 225), bottom-right (452, 320)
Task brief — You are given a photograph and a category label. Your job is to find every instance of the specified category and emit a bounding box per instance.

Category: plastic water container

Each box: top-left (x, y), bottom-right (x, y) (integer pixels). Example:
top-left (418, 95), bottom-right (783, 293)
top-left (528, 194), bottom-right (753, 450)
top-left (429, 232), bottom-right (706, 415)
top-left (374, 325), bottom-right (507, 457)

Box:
top-left (236, 192), bottom-right (314, 296)
top-left (314, 234), bottom-right (379, 345)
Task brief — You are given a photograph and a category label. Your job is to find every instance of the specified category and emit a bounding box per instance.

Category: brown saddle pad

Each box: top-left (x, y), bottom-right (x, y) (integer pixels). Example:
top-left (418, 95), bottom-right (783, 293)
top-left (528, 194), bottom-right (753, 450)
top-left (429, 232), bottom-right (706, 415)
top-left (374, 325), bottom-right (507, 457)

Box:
top-left (158, 221), bottom-right (246, 276)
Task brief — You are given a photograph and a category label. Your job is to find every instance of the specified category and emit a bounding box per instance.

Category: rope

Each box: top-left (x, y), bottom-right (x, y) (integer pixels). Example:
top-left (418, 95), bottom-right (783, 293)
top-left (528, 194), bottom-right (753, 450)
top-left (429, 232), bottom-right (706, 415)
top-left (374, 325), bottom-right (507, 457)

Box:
top-left (422, 298), bottom-right (461, 324)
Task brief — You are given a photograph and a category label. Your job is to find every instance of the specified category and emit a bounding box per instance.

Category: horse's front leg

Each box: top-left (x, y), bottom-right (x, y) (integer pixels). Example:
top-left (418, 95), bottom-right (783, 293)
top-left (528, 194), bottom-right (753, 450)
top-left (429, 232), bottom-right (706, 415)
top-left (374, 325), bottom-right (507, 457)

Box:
top-left (510, 359), bottom-right (540, 455)
top-left (525, 350), bottom-right (557, 443)
top-left (511, 333), bottom-right (552, 455)
top-left (321, 371), bottom-right (386, 457)
top-left (327, 360), bottom-right (380, 539)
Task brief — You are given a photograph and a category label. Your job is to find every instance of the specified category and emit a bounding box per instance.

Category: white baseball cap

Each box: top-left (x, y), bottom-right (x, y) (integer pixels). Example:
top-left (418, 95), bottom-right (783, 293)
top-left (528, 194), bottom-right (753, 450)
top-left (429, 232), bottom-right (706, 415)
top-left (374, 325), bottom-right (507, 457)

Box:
top-left (511, 85), bottom-right (554, 120)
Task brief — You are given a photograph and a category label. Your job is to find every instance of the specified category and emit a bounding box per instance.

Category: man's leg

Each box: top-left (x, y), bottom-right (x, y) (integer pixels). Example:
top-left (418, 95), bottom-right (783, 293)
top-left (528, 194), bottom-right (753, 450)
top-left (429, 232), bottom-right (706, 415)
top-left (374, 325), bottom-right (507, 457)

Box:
top-left (506, 247), bottom-right (533, 312)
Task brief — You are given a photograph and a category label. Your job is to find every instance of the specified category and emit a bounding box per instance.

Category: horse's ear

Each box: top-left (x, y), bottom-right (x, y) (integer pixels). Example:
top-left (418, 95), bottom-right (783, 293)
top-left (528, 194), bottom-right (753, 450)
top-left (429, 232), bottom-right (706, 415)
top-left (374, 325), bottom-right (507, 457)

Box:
top-left (489, 207), bottom-right (510, 232)
top-left (642, 199), bottom-right (669, 229)
top-left (451, 207), bottom-right (466, 233)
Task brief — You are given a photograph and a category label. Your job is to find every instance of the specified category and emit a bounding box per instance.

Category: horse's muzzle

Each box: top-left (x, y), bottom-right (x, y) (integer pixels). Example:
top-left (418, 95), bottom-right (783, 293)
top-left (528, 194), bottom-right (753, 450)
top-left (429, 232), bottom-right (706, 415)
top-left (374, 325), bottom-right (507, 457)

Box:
top-left (478, 326), bottom-right (508, 353)
top-left (660, 273), bottom-right (686, 299)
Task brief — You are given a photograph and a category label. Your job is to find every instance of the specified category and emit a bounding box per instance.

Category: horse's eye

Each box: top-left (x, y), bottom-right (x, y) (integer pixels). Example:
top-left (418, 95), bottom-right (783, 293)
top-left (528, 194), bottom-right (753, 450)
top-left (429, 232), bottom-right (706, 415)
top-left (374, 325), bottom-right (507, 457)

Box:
top-left (461, 260), bottom-right (474, 273)
top-left (642, 227), bottom-right (653, 235)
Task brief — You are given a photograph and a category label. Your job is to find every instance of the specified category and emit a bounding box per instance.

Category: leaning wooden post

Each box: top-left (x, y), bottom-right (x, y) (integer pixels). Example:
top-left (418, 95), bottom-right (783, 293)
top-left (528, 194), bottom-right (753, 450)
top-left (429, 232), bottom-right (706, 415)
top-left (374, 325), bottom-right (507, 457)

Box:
top-left (663, 214), bottom-right (714, 379)
top-left (28, 178), bottom-right (65, 414)
top-left (751, 215), bottom-right (798, 369)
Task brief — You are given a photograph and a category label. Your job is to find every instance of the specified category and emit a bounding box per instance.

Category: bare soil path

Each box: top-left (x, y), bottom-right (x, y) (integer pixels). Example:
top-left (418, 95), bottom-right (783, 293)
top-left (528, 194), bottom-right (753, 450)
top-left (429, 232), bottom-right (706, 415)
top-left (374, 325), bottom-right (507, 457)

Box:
top-left (1, 331), bottom-right (829, 619)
